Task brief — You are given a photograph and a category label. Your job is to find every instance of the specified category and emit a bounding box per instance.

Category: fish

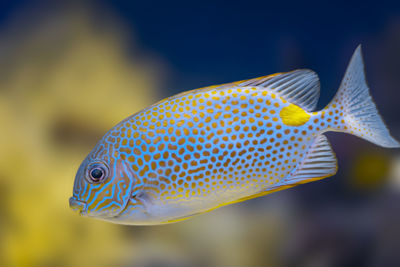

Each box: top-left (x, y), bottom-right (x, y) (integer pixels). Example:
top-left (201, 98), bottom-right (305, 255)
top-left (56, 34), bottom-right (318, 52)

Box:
top-left (69, 46), bottom-right (399, 225)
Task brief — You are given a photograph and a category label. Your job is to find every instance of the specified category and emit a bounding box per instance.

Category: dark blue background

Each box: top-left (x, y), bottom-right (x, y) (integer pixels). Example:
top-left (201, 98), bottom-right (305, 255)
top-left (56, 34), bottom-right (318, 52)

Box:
top-left (1, 0), bottom-right (399, 107)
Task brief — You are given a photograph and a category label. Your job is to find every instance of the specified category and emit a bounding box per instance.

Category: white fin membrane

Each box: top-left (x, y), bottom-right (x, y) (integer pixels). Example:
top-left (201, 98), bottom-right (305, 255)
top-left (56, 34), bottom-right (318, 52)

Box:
top-left (236, 70), bottom-right (321, 112)
top-left (285, 135), bottom-right (337, 184)
top-left (175, 69), bottom-right (321, 112)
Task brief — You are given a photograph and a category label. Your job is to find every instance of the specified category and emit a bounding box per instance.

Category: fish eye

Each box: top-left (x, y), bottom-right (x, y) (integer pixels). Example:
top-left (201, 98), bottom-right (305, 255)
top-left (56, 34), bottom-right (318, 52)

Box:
top-left (86, 162), bottom-right (109, 183)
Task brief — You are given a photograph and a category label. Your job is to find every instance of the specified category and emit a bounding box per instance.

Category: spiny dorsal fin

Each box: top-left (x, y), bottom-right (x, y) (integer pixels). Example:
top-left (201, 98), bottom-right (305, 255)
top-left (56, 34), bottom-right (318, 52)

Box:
top-left (169, 70), bottom-right (320, 111)
top-left (285, 134), bottom-right (337, 184)
top-left (235, 70), bottom-right (320, 111)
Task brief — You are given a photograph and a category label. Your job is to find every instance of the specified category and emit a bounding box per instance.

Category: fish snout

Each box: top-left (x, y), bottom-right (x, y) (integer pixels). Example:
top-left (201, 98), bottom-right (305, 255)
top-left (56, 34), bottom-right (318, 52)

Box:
top-left (69, 197), bottom-right (87, 214)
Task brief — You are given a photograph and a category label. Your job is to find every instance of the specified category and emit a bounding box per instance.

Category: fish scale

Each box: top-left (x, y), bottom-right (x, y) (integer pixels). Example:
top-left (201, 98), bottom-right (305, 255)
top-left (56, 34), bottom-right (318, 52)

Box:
top-left (70, 46), bottom-right (400, 225)
top-left (121, 88), bottom-right (309, 203)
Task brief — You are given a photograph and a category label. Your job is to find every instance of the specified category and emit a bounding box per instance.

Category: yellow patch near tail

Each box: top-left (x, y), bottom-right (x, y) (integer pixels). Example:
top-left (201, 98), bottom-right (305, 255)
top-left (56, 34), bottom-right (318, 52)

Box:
top-left (279, 104), bottom-right (311, 126)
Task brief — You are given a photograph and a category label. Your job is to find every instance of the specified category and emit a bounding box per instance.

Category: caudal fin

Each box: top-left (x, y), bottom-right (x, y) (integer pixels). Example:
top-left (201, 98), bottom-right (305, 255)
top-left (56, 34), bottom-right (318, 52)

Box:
top-left (326, 45), bottom-right (400, 148)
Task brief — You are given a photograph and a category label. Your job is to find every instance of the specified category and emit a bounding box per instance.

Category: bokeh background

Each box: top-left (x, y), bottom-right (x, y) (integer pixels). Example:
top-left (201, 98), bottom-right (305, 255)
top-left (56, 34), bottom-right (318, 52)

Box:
top-left (0, 0), bottom-right (399, 266)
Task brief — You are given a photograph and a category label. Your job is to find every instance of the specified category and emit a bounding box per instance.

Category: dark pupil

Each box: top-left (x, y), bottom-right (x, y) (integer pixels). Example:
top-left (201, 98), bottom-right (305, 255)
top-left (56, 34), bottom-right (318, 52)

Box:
top-left (90, 168), bottom-right (103, 180)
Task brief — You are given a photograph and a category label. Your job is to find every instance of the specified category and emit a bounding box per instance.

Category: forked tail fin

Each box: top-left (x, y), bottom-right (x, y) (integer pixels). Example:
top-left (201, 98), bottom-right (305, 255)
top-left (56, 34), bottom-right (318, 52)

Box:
top-left (325, 45), bottom-right (399, 148)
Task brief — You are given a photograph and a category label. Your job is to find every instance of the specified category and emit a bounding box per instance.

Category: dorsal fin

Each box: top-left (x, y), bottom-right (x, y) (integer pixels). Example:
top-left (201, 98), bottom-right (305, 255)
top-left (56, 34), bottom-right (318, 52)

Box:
top-left (168, 70), bottom-right (320, 111)
top-left (235, 70), bottom-right (321, 111)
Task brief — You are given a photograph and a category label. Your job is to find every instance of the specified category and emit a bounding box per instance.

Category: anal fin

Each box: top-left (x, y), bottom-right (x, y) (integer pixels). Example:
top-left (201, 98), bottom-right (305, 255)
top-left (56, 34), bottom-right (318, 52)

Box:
top-left (220, 135), bottom-right (338, 201)
top-left (285, 134), bottom-right (337, 185)
top-left (229, 135), bottom-right (337, 200)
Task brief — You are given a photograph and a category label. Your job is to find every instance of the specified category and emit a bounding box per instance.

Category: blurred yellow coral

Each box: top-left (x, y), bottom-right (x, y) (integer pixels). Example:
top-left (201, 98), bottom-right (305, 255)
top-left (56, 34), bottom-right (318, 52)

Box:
top-left (0, 5), bottom-right (160, 267)
top-left (349, 150), bottom-right (391, 191)
top-left (0, 5), bottom-right (287, 267)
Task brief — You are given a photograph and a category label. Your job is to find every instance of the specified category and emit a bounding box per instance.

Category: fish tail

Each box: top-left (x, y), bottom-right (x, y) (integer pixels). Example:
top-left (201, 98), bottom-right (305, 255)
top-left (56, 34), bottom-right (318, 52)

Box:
top-left (324, 45), bottom-right (400, 148)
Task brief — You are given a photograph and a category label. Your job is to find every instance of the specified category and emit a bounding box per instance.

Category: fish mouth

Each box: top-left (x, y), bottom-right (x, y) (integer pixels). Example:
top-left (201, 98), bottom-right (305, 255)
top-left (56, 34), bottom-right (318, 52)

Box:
top-left (69, 197), bottom-right (87, 215)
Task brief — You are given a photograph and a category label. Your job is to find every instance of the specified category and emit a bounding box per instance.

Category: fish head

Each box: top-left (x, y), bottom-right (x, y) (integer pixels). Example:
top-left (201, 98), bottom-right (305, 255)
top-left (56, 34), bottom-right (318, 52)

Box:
top-left (70, 139), bottom-right (137, 219)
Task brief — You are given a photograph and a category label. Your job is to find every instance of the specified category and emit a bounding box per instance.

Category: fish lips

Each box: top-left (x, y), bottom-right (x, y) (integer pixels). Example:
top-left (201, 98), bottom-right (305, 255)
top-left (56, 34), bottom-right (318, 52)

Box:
top-left (69, 197), bottom-right (88, 215)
